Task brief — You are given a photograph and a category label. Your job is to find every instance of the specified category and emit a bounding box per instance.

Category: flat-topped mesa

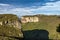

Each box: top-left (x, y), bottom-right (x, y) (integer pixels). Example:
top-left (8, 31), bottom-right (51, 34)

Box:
top-left (0, 14), bottom-right (21, 29)
top-left (21, 15), bottom-right (39, 23)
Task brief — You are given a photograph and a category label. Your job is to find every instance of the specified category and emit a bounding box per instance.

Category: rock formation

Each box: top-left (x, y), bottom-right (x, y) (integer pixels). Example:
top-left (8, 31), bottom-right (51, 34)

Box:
top-left (0, 14), bottom-right (23, 40)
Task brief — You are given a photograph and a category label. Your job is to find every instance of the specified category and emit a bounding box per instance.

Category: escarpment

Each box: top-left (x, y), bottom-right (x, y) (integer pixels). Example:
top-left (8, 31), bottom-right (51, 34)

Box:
top-left (0, 14), bottom-right (23, 40)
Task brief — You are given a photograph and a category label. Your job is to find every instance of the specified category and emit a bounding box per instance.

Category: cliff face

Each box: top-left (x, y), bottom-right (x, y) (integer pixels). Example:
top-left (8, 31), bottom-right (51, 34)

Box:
top-left (0, 14), bottom-right (21, 29)
top-left (0, 14), bottom-right (23, 40)
top-left (21, 15), bottom-right (39, 23)
top-left (2, 20), bottom-right (21, 29)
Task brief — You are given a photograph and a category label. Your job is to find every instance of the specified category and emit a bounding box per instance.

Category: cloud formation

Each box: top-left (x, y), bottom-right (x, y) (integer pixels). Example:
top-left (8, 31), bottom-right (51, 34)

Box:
top-left (0, 0), bottom-right (60, 16)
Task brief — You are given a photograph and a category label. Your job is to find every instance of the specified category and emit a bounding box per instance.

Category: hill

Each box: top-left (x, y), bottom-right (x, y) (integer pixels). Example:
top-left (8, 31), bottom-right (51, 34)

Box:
top-left (0, 14), bottom-right (23, 40)
top-left (22, 15), bottom-right (60, 39)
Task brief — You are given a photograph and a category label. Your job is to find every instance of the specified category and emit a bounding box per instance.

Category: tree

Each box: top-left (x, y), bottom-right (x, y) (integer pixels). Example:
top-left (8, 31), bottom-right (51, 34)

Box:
top-left (56, 24), bottom-right (60, 40)
top-left (56, 24), bottom-right (60, 33)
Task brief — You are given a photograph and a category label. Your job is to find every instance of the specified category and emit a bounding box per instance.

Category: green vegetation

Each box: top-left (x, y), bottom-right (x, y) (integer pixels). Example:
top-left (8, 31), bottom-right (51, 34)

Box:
top-left (22, 15), bottom-right (60, 39)
top-left (0, 14), bottom-right (18, 21)
top-left (0, 25), bottom-right (22, 40)
top-left (56, 24), bottom-right (60, 33)
top-left (0, 14), bottom-right (60, 40)
top-left (0, 14), bottom-right (23, 40)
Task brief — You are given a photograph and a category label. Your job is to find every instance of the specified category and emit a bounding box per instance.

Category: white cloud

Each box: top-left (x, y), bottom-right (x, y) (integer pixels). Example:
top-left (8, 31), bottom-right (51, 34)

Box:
top-left (0, 3), bottom-right (11, 6)
top-left (32, 1), bottom-right (60, 11)
top-left (0, 1), bottom-right (60, 16)
top-left (28, 1), bottom-right (60, 15)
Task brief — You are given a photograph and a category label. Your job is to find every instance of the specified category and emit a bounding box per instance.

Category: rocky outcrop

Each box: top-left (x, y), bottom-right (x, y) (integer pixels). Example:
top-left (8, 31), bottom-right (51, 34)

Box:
top-left (21, 15), bottom-right (39, 23)
top-left (0, 14), bottom-right (23, 40)
top-left (0, 14), bottom-right (21, 29)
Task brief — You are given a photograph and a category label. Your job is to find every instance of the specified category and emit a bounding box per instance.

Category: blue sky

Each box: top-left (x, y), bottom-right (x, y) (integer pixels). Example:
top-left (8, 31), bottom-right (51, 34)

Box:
top-left (0, 0), bottom-right (60, 16)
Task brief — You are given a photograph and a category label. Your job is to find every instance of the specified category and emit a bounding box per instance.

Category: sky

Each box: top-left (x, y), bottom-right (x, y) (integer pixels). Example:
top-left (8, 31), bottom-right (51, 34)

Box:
top-left (0, 0), bottom-right (60, 16)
